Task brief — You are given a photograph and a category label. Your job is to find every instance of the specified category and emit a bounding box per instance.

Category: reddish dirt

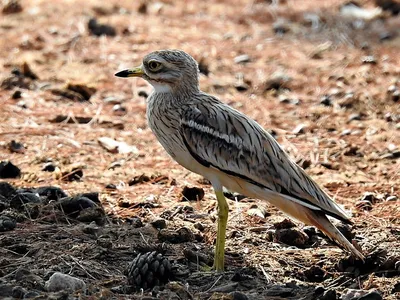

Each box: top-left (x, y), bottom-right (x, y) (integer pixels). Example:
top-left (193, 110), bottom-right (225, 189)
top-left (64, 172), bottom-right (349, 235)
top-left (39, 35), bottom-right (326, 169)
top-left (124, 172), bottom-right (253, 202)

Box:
top-left (0, 0), bottom-right (399, 299)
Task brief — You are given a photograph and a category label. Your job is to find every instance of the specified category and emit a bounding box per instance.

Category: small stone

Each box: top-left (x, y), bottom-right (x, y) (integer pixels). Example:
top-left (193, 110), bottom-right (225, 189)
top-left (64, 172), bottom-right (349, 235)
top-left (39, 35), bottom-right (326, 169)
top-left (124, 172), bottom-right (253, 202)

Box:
top-left (10, 193), bottom-right (41, 210)
top-left (274, 218), bottom-right (296, 229)
top-left (320, 289), bottom-right (336, 300)
top-left (358, 291), bottom-right (383, 300)
top-left (112, 104), bottom-right (127, 116)
top-left (11, 286), bottom-right (26, 298)
top-left (234, 54), bottom-right (251, 64)
top-left (181, 186), bottom-right (205, 201)
top-left (105, 183), bottom-right (117, 190)
top-left (42, 162), bottom-right (56, 172)
top-left (88, 18), bottom-right (116, 36)
top-left (263, 72), bottom-right (292, 91)
top-left (0, 161), bottom-right (21, 178)
top-left (355, 200), bottom-right (373, 211)
top-left (348, 113), bottom-right (362, 122)
top-left (303, 226), bottom-right (317, 238)
top-left (320, 95), bottom-right (332, 106)
top-left (151, 218), bottom-right (167, 230)
top-left (229, 291), bottom-right (249, 300)
top-left (247, 204), bottom-right (268, 218)
top-left (194, 222), bottom-right (205, 231)
top-left (392, 282), bottom-right (400, 293)
top-left (158, 227), bottom-right (194, 243)
top-left (0, 215), bottom-right (17, 232)
top-left (361, 55), bottom-right (377, 64)
top-left (0, 182), bottom-right (16, 198)
top-left (386, 195), bottom-right (397, 202)
top-left (45, 272), bottom-right (86, 293)
top-left (303, 265), bottom-right (325, 282)
top-left (274, 228), bottom-right (309, 247)
top-left (2, 0), bottom-right (23, 14)
top-left (8, 140), bottom-right (24, 153)
top-left (273, 19), bottom-right (290, 35)
top-left (138, 89), bottom-right (149, 98)
top-left (58, 196), bottom-right (98, 217)
top-left (292, 124), bottom-right (307, 134)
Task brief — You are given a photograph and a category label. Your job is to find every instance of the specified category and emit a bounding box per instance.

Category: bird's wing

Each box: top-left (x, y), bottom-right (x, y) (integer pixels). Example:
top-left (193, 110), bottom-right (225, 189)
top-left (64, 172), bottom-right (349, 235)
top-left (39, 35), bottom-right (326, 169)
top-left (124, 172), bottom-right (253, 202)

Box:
top-left (180, 98), bottom-right (350, 223)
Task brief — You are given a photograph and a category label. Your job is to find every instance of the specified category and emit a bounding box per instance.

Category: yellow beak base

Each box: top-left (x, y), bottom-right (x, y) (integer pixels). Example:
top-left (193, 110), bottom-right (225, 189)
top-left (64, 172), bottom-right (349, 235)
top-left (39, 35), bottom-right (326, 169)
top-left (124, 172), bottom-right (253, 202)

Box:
top-left (115, 66), bottom-right (144, 78)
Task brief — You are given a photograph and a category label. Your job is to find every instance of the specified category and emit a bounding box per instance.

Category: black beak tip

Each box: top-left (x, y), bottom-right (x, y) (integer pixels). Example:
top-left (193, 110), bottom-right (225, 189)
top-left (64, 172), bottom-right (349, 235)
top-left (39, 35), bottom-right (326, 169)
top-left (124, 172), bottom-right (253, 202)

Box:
top-left (115, 70), bottom-right (129, 77)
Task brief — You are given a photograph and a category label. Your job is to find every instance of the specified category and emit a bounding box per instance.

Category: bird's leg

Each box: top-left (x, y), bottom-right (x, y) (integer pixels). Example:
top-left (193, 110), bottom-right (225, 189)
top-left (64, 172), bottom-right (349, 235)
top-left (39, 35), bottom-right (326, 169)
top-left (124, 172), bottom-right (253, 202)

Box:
top-left (214, 189), bottom-right (229, 272)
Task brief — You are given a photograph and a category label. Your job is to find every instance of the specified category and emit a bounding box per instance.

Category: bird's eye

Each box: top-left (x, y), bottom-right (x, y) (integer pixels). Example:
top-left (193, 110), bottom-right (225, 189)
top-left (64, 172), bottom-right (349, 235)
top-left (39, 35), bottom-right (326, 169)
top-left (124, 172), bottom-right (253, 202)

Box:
top-left (148, 60), bottom-right (162, 71)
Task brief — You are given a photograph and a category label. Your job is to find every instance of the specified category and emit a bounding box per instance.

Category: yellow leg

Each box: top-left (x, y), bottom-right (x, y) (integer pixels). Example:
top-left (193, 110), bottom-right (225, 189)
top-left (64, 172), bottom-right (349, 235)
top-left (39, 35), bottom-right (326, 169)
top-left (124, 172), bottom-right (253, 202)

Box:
top-left (213, 190), bottom-right (229, 272)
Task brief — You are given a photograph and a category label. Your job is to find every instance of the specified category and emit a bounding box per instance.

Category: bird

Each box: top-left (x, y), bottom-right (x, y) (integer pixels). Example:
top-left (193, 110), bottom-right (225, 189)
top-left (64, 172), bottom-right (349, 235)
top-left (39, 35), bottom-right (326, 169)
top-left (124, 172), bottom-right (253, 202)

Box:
top-left (115, 49), bottom-right (364, 272)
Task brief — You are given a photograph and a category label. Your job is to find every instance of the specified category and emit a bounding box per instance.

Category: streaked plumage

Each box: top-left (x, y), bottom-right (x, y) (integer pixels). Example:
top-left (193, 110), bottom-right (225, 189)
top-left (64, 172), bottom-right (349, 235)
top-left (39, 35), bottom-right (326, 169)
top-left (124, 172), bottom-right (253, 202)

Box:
top-left (116, 49), bottom-right (364, 271)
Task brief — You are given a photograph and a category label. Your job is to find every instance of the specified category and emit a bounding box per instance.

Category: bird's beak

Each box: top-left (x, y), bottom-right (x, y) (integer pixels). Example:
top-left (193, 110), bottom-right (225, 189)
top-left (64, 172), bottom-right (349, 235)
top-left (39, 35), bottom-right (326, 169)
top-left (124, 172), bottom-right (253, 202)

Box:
top-left (115, 66), bottom-right (144, 78)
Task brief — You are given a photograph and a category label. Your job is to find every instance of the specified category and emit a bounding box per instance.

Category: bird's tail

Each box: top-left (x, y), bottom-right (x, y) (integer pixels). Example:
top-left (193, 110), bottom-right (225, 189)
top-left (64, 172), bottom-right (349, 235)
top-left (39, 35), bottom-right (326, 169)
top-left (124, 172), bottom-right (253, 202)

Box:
top-left (247, 185), bottom-right (365, 260)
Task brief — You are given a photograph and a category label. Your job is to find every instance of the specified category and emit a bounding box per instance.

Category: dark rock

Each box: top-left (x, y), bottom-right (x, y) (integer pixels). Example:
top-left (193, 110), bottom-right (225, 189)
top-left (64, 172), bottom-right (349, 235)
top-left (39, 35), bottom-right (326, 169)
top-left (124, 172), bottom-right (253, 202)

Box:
top-left (181, 186), bottom-right (204, 201)
top-left (273, 218), bottom-right (296, 230)
top-left (129, 174), bottom-right (151, 185)
top-left (319, 289), bottom-right (336, 300)
top-left (376, 0), bottom-right (400, 15)
top-left (11, 90), bottom-right (22, 99)
top-left (65, 83), bottom-right (96, 101)
top-left (303, 265), bottom-right (325, 282)
top-left (265, 285), bottom-right (296, 297)
top-left (138, 89), bottom-right (149, 98)
top-left (9, 140), bottom-right (25, 153)
top-left (151, 219), bottom-right (167, 230)
top-left (88, 18), bottom-right (116, 36)
top-left (126, 251), bottom-right (172, 291)
top-left (392, 281), bottom-right (400, 293)
top-left (58, 196), bottom-right (98, 218)
top-left (303, 226), bottom-right (317, 238)
top-left (10, 193), bottom-right (41, 210)
top-left (15, 268), bottom-right (44, 290)
top-left (23, 290), bottom-right (41, 298)
top-left (77, 192), bottom-right (99, 204)
top-left (105, 183), bottom-right (117, 190)
top-left (0, 284), bottom-right (14, 297)
top-left (42, 162), bottom-right (56, 172)
top-left (314, 285), bottom-right (325, 295)
top-left (76, 206), bottom-right (106, 225)
top-left (0, 182), bottom-right (16, 198)
top-left (126, 217), bottom-right (143, 228)
top-left (34, 186), bottom-right (68, 201)
top-left (61, 166), bottom-right (83, 181)
top-left (320, 95), bottom-right (333, 106)
top-left (229, 291), bottom-right (249, 300)
top-left (2, 0), bottom-right (22, 14)
top-left (274, 228), bottom-right (309, 247)
top-left (194, 222), bottom-right (205, 231)
top-left (137, 1), bottom-right (147, 14)
top-left (0, 195), bottom-right (8, 212)
top-left (12, 285), bottom-right (26, 298)
top-left (358, 291), bottom-right (383, 300)
top-left (0, 161), bottom-right (21, 178)
top-left (0, 215), bottom-right (16, 232)
top-left (158, 227), bottom-right (194, 243)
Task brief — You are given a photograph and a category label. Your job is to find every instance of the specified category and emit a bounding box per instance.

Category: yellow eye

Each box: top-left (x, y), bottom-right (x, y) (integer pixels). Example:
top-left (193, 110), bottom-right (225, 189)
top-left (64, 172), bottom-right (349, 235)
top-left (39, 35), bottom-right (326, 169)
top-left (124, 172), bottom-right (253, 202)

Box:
top-left (148, 60), bottom-right (162, 71)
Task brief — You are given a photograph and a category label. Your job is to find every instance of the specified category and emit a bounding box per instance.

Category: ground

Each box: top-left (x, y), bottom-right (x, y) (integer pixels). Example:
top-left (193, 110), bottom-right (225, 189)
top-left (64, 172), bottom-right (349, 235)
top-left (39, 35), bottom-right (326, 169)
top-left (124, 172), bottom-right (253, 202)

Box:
top-left (0, 0), bottom-right (399, 299)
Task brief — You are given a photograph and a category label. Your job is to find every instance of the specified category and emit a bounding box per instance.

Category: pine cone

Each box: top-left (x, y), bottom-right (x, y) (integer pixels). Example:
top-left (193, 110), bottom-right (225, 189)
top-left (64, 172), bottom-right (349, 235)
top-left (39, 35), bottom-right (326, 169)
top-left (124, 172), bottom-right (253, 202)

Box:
top-left (127, 251), bottom-right (172, 290)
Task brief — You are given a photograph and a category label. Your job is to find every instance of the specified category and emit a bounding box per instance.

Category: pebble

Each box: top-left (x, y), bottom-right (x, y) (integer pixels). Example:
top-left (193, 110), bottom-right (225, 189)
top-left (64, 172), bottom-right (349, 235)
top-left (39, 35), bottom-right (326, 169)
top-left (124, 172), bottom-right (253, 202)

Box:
top-left (303, 265), bottom-right (325, 282)
top-left (274, 228), bottom-right (309, 247)
top-left (42, 162), bottom-right (56, 172)
top-left (88, 18), bottom-right (116, 36)
top-left (0, 161), bottom-right (21, 179)
top-left (158, 227), bottom-right (194, 243)
top-left (0, 215), bottom-right (16, 232)
top-left (0, 182), bottom-right (16, 198)
top-left (58, 196), bottom-right (98, 218)
top-left (10, 193), bottom-right (41, 210)
top-left (151, 218), bottom-right (167, 230)
top-left (247, 204), bottom-right (268, 219)
top-left (273, 218), bottom-right (296, 229)
top-left (9, 140), bottom-right (25, 153)
top-left (2, 0), bottom-right (23, 14)
top-left (181, 186), bottom-right (205, 201)
top-left (320, 289), bottom-right (336, 300)
top-left (45, 272), bottom-right (86, 293)
top-left (234, 54), bottom-right (251, 64)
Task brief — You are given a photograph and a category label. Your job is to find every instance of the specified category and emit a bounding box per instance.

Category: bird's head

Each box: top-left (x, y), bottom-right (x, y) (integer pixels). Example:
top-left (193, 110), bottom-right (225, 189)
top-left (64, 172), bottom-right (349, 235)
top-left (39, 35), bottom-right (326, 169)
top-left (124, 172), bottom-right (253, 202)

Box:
top-left (115, 49), bottom-right (200, 94)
